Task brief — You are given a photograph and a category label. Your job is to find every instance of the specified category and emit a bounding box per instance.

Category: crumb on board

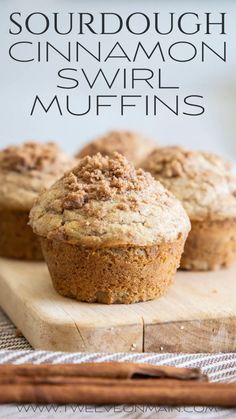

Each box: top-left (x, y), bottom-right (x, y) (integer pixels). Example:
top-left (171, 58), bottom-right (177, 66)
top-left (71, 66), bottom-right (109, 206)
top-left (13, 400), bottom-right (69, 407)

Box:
top-left (130, 343), bottom-right (137, 351)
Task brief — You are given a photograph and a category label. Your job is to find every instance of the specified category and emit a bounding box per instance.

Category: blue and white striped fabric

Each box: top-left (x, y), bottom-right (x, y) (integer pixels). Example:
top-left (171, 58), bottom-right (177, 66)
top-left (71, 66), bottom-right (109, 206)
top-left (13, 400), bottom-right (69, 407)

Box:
top-left (0, 309), bottom-right (236, 418)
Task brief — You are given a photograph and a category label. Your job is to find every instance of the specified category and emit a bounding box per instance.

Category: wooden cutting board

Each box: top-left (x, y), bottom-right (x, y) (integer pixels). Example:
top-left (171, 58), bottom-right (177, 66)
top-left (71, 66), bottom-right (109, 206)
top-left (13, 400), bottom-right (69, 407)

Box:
top-left (0, 257), bottom-right (236, 353)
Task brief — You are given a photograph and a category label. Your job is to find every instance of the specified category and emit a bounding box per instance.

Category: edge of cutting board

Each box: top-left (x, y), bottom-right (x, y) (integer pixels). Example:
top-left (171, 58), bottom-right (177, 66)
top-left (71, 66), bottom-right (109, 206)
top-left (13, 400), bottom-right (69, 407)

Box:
top-left (0, 258), bottom-right (236, 353)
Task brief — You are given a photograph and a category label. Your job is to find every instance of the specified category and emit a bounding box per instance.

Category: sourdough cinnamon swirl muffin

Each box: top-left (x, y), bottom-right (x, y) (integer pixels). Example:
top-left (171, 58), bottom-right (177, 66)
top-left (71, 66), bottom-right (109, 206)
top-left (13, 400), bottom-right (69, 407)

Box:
top-left (76, 130), bottom-right (154, 166)
top-left (141, 146), bottom-right (236, 270)
top-left (30, 152), bottom-right (190, 304)
top-left (0, 141), bottom-right (74, 260)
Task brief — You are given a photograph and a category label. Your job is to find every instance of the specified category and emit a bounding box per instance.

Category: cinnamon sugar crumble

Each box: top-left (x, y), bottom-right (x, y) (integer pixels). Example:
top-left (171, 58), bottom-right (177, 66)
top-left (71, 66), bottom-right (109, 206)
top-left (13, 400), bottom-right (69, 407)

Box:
top-left (143, 146), bottom-right (232, 179)
top-left (0, 142), bottom-right (63, 173)
top-left (77, 130), bottom-right (154, 162)
top-left (116, 203), bottom-right (130, 211)
top-left (62, 153), bottom-right (153, 210)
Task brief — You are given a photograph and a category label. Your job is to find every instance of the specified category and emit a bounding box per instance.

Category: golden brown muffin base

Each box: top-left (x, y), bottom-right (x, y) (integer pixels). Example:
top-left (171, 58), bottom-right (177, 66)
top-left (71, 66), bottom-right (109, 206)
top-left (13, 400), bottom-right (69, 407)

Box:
top-left (40, 236), bottom-right (185, 304)
top-left (0, 210), bottom-right (43, 260)
top-left (181, 219), bottom-right (236, 271)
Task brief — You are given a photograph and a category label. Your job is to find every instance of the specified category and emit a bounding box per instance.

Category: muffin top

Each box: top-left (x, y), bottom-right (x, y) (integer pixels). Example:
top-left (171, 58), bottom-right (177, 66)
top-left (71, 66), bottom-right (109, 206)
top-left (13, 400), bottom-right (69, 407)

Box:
top-left (141, 146), bottom-right (236, 221)
top-left (0, 141), bottom-right (74, 211)
top-left (76, 130), bottom-right (154, 166)
top-left (30, 152), bottom-right (190, 247)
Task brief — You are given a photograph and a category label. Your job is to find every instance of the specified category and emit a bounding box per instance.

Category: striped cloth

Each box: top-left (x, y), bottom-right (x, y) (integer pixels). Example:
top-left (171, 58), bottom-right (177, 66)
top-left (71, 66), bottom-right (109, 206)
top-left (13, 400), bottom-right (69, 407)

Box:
top-left (1, 308), bottom-right (236, 418)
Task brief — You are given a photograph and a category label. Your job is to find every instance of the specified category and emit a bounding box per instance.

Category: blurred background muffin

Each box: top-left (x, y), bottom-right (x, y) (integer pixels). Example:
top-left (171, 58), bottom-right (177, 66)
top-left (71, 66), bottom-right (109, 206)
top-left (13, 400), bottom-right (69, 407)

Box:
top-left (76, 130), bottom-right (155, 166)
top-left (0, 141), bottom-right (74, 260)
top-left (30, 152), bottom-right (190, 304)
top-left (141, 146), bottom-right (236, 270)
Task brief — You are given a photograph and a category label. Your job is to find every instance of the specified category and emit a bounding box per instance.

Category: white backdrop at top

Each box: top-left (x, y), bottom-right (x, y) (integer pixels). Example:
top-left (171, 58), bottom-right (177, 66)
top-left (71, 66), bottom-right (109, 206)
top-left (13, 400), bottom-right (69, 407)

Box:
top-left (0, 0), bottom-right (235, 162)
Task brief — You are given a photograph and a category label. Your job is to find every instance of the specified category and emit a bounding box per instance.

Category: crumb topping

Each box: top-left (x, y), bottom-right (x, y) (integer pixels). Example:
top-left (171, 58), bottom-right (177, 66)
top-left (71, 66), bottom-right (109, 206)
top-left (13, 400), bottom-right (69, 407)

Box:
top-left (0, 142), bottom-right (64, 174)
top-left (141, 146), bottom-right (236, 221)
top-left (62, 153), bottom-right (153, 210)
top-left (0, 141), bottom-right (75, 211)
top-left (142, 146), bottom-right (232, 179)
top-left (76, 130), bottom-right (154, 165)
top-left (30, 152), bottom-right (190, 247)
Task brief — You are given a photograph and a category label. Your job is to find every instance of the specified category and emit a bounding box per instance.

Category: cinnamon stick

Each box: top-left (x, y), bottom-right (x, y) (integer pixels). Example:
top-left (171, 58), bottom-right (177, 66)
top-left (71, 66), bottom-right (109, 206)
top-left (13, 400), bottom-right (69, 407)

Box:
top-left (0, 363), bottom-right (206, 381)
top-left (0, 380), bottom-right (236, 406)
top-left (3, 362), bottom-right (235, 407)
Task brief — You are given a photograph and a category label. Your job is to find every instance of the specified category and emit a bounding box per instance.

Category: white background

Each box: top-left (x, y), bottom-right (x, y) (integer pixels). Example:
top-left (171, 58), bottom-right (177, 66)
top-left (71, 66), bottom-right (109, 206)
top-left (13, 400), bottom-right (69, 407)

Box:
top-left (0, 0), bottom-right (236, 162)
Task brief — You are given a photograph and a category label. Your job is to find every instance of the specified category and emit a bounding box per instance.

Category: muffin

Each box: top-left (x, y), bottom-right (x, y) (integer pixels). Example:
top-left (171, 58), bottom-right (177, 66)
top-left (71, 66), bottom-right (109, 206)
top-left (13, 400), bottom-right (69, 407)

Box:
top-left (141, 146), bottom-right (236, 270)
top-left (0, 141), bottom-right (74, 260)
top-left (30, 152), bottom-right (190, 304)
top-left (76, 130), bottom-right (155, 166)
